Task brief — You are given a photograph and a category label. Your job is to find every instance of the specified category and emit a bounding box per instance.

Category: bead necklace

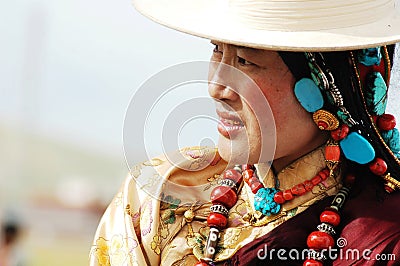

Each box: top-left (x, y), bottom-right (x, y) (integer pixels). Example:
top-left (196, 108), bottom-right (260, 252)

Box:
top-left (195, 149), bottom-right (350, 266)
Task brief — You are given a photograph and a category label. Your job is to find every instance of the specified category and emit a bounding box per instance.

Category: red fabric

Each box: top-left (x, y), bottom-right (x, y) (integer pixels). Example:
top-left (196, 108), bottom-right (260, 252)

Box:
top-left (224, 176), bottom-right (400, 266)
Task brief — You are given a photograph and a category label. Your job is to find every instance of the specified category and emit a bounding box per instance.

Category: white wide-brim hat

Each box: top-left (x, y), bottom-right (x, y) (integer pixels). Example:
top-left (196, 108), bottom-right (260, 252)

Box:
top-left (133, 0), bottom-right (400, 51)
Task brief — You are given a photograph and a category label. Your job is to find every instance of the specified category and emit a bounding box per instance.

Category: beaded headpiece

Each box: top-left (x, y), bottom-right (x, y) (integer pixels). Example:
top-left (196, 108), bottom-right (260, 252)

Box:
top-left (282, 46), bottom-right (400, 193)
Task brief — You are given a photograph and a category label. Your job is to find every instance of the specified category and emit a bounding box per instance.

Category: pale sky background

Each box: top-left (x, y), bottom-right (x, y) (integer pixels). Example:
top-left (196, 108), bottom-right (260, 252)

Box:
top-left (1, 0), bottom-right (213, 160)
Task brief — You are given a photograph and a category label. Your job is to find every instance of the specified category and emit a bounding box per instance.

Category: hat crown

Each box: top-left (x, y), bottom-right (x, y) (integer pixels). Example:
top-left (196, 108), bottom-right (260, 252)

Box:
top-left (229, 0), bottom-right (395, 31)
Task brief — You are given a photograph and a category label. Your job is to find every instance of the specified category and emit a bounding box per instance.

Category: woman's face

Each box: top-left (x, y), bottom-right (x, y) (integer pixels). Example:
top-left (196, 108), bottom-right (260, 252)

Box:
top-left (208, 42), bottom-right (327, 170)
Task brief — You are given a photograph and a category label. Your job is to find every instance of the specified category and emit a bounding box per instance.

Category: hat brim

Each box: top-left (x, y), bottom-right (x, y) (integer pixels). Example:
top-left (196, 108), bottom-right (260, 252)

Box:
top-left (133, 0), bottom-right (400, 51)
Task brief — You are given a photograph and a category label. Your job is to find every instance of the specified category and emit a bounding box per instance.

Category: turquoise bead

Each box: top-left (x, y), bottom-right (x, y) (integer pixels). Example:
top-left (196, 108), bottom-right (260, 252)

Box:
top-left (294, 78), bottom-right (324, 112)
top-left (340, 132), bottom-right (375, 164)
top-left (357, 47), bottom-right (382, 66)
top-left (254, 188), bottom-right (281, 216)
top-left (381, 128), bottom-right (400, 154)
top-left (365, 72), bottom-right (387, 116)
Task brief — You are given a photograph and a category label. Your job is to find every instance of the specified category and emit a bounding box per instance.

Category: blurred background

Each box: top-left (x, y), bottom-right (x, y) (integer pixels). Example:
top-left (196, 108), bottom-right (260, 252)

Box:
top-left (1, 1), bottom-right (400, 266)
top-left (1, 0), bottom-right (210, 265)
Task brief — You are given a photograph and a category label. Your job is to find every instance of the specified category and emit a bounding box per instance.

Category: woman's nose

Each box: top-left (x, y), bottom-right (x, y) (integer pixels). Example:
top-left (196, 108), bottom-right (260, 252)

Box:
top-left (208, 63), bottom-right (240, 101)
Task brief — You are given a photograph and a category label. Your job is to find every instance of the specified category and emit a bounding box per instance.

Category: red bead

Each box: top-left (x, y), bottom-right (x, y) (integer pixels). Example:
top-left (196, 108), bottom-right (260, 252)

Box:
top-left (330, 124), bottom-right (349, 141)
top-left (320, 210), bottom-right (341, 226)
top-left (372, 115), bottom-right (379, 124)
top-left (250, 182), bottom-right (264, 194)
top-left (248, 176), bottom-right (260, 184)
top-left (303, 259), bottom-right (323, 266)
top-left (384, 184), bottom-right (395, 193)
top-left (304, 180), bottom-right (314, 191)
top-left (318, 169), bottom-right (330, 180)
top-left (273, 191), bottom-right (286, 204)
top-left (283, 189), bottom-right (294, 201)
top-left (317, 121), bottom-right (329, 130)
top-left (222, 169), bottom-right (242, 184)
top-left (291, 184), bottom-right (306, 196)
top-left (307, 231), bottom-right (335, 250)
top-left (378, 114), bottom-right (396, 131)
top-left (207, 212), bottom-right (228, 229)
top-left (242, 169), bottom-right (254, 182)
top-left (311, 175), bottom-right (322, 186)
top-left (242, 164), bottom-right (254, 171)
top-left (325, 145), bottom-right (340, 161)
top-left (210, 186), bottom-right (237, 208)
top-left (195, 261), bottom-right (209, 266)
top-left (369, 157), bottom-right (388, 176)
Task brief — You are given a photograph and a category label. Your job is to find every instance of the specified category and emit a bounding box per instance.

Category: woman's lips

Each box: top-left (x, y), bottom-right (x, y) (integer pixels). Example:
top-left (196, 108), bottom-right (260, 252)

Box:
top-left (216, 111), bottom-right (244, 139)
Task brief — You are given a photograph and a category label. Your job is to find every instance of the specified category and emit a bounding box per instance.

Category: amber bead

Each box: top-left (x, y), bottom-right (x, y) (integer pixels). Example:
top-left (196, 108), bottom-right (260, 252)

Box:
top-left (210, 186), bottom-right (237, 208)
top-left (303, 259), bottom-right (323, 266)
top-left (222, 169), bottom-right (242, 184)
top-left (369, 157), bottom-right (387, 176)
top-left (330, 124), bottom-right (349, 141)
top-left (304, 180), bottom-right (314, 191)
top-left (320, 210), bottom-right (341, 226)
top-left (325, 145), bottom-right (340, 161)
top-left (250, 181), bottom-right (264, 194)
top-left (378, 114), bottom-right (396, 131)
top-left (242, 169), bottom-right (254, 182)
top-left (273, 191), bottom-right (285, 204)
top-left (207, 212), bottom-right (228, 229)
top-left (291, 184), bottom-right (306, 196)
top-left (283, 189), bottom-right (294, 201)
top-left (307, 231), bottom-right (335, 250)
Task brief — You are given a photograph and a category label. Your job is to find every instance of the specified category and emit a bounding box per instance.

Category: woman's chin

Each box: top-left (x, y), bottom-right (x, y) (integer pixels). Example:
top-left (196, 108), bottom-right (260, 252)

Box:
top-left (217, 137), bottom-right (258, 165)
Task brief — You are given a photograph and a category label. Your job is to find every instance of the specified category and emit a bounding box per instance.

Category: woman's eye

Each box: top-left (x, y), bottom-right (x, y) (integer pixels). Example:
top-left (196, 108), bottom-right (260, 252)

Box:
top-left (238, 56), bottom-right (254, 66)
top-left (213, 44), bottom-right (221, 54)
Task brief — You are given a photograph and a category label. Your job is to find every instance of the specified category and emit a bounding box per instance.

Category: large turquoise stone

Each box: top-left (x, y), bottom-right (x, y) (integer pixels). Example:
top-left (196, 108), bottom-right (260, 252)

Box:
top-left (254, 188), bottom-right (281, 216)
top-left (294, 78), bottom-right (324, 112)
top-left (381, 128), bottom-right (400, 154)
top-left (357, 47), bottom-right (382, 66)
top-left (365, 72), bottom-right (387, 116)
top-left (340, 132), bottom-right (375, 164)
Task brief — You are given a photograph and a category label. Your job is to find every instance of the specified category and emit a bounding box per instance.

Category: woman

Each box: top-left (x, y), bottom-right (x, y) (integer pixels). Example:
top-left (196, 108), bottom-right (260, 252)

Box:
top-left (90, 0), bottom-right (400, 265)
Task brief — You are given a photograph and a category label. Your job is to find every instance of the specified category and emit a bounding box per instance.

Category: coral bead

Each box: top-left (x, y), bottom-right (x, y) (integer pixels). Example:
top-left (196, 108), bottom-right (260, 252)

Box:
top-left (222, 169), bottom-right (242, 184)
top-left (320, 210), bottom-right (341, 226)
top-left (319, 169), bottom-right (330, 180)
top-left (317, 121), bottom-right (329, 130)
top-left (273, 191), bottom-right (286, 204)
top-left (291, 184), bottom-right (306, 196)
top-left (330, 124), bottom-right (349, 141)
top-left (311, 175), bottom-right (322, 186)
top-left (242, 169), bottom-right (254, 182)
top-left (195, 262), bottom-right (209, 266)
top-left (250, 181), bottom-right (264, 194)
top-left (384, 184), bottom-right (395, 193)
top-left (378, 114), bottom-right (396, 131)
top-left (304, 180), bottom-right (314, 191)
top-left (210, 186), bottom-right (237, 208)
top-left (307, 231), bottom-right (335, 250)
top-left (303, 259), bottom-right (323, 266)
top-left (283, 189), bottom-right (294, 201)
top-left (369, 157), bottom-right (388, 176)
top-left (325, 145), bottom-right (341, 161)
top-left (242, 164), bottom-right (254, 171)
top-left (207, 212), bottom-right (228, 229)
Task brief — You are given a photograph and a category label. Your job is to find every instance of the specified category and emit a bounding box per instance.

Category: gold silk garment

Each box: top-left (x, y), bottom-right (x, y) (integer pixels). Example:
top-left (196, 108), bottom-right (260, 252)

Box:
top-left (89, 146), bottom-right (342, 266)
